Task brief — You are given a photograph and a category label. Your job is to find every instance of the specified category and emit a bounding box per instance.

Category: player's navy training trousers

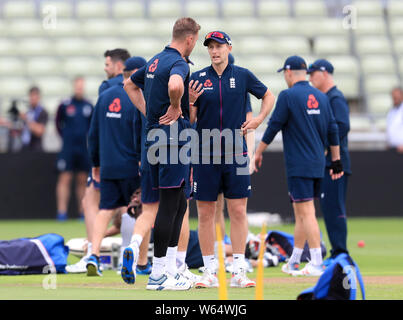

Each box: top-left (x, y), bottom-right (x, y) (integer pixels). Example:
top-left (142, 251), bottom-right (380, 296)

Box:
top-left (320, 169), bottom-right (349, 258)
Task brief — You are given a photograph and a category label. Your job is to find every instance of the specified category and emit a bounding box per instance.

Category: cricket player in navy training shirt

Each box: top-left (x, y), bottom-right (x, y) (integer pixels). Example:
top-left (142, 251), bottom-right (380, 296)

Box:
top-left (308, 59), bottom-right (351, 264)
top-left (124, 59), bottom-right (202, 287)
top-left (123, 17), bottom-right (201, 291)
top-left (189, 31), bottom-right (275, 288)
top-left (254, 56), bottom-right (344, 277)
top-left (213, 53), bottom-right (255, 258)
top-left (66, 49), bottom-right (131, 274)
top-left (85, 59), bottom-right (141, 277)
top-left (55, 77), bottom-right (93, 221)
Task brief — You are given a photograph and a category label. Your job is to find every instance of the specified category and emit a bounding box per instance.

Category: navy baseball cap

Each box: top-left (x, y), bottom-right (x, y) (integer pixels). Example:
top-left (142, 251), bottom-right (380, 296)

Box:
top-left (124, 56), bottom-right (147, 71)
top-left (228, 53), bottom-right (235, 65)
top-left (307, 59), bottom-right (334, 74)
top-left (277, 55), bottom-right (307, 73)
top-left (204, 31), bottom-right (232, 46)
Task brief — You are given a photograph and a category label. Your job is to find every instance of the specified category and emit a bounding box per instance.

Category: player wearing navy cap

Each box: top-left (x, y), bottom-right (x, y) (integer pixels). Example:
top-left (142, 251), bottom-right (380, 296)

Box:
top-left (254, 56), bottom-right (344, 277)
top-left (123, 17), bottom-right (200, 291)
top-left (212, 53), bottom-right (254, 264)
top-left (308, 59), bottom-right (351, 264)
top-left (189, 31), bottom-right (275, 288)
top-left (85, 57), bottom-right (142, 277)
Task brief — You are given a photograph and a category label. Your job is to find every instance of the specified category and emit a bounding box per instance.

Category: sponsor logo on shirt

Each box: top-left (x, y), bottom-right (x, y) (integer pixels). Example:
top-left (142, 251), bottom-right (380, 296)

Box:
top-left (106, 98), bottom-right (122, 118)
top-left (203, 79), bottom-right (213, 90)
top-left (146, 73), bottom-right (155, 79)
top-left (306, 94), bottom-right (320, 115)
top-left (199, 72), bottom-right (206, 77)
top-left (148, 58), bottom-right (159, 73)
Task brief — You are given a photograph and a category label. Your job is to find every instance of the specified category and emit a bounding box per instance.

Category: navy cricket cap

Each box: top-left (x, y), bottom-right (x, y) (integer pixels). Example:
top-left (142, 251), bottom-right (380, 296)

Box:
top-left (204, 31), bottom-right (232, 46)
top-left (277, 55), bottom-right (307, 73)
top-left (124, 56), bottom-right (147, 71)
top-left (307, 59), bottom-right (334, 74)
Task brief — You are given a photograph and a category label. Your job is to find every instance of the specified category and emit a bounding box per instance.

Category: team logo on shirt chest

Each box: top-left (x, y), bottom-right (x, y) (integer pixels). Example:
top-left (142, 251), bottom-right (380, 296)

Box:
top-left (306, 94), bottom-right (320, 115)
top-left (229, 77), bottom-right (236, 88)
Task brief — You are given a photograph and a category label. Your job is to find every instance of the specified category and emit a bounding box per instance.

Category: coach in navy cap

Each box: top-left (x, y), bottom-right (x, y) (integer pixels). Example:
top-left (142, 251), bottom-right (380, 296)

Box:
top-left (308, 57), bottom-right (352, 264)
top-left (307, 59), bottom-right (334, 74)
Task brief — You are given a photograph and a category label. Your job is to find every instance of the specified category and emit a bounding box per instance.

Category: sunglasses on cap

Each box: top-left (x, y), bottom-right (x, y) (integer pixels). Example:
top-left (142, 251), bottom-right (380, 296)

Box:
top-left (205, 31), bottom-right (225, 40)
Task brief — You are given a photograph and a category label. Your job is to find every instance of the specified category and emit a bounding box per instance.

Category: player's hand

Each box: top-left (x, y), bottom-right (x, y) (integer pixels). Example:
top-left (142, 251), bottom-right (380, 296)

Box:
top-left (159, 105), bottom-right (182, 125)
top-left (189, 80), bottom-right (204, 104)
top-left (92, 167), bottom-right (100, 183)
top-left (254, 151), bottom-right (263, 172)
top-left (329, 160), bottom-right (344, 180)
top-left (241, 117), bottom-right (261, 135)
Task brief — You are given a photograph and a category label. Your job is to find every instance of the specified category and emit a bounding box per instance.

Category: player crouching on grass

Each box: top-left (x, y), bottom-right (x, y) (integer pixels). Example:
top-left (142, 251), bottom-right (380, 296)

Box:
top-left (254, 56), bottom-right (344, 277)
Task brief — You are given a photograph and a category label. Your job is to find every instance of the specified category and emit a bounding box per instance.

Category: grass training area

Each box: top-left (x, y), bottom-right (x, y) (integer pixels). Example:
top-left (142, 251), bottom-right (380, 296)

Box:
top-left (0, 217), bottom-right (402, 300)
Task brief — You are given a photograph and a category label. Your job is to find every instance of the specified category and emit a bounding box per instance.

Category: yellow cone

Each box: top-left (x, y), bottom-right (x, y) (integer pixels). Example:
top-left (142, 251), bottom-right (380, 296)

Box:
top-left (255, 223), bottom-right (266, 300)
top-left (216, 223), bottom-right (228, 300)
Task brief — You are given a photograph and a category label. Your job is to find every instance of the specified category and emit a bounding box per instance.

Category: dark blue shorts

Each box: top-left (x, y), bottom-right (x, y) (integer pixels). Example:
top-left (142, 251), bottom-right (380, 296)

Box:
top-left (99, 176), bottom-right (141, 210)
top-left (192, 156), bottom-right (251, 201)
top-left (287, 176), bottom-right (321, 203)
top-left (86, 170), bottom-right (100, 189)
top-left (57, 150), bottom-right (90, 173)
top-left (146, 141), bottom-right (191, 190)
top-left (140, 167), bottom-right (159, 204)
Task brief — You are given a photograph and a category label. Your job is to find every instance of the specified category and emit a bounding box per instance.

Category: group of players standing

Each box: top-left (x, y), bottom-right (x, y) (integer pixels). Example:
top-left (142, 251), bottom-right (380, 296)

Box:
top-left (62, 17), bottom-right (351, 291)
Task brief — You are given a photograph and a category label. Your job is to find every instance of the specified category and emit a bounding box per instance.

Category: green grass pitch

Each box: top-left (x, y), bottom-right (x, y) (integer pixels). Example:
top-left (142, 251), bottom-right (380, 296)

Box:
top-left (0, 217), bottom-right (402, 300)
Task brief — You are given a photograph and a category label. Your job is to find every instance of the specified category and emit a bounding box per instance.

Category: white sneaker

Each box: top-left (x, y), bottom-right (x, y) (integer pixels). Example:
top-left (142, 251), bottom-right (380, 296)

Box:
top-left (178, 263), bottom-right (201, 284)
top-left (66, 255), bottom-right (89, 273)
top-left (146, 273), bottom-right (192, 291)
top-left (194, 268), bottom-right (219, 288)
top-left (281, 262), bottom-right (300, 276)
top-left (230, 268), bottom-right (256, 288)
top-left (293, 262), bottom-right (324, 277)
